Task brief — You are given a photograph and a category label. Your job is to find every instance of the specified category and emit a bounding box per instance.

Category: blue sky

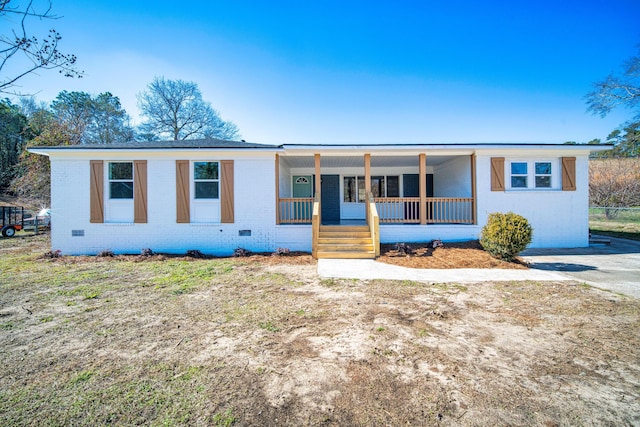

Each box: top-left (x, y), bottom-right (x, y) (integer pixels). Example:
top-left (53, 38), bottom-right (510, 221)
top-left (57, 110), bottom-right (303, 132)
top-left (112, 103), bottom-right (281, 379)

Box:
top-left (7, 0), bottom-right (640, 144)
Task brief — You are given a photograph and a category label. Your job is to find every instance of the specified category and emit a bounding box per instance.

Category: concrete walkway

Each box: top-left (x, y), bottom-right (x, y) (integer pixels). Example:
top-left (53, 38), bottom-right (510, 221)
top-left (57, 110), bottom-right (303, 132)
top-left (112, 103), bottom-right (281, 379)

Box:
top-left (317, 235), bottom-right (640, 299)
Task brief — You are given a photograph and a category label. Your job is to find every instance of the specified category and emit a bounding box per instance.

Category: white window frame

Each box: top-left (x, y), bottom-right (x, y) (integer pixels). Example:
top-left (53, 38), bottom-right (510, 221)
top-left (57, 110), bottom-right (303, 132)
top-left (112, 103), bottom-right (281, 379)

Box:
top-left (105, 161), bottom-right (134, 223)
top-left (191, 161), bottom-right (221, 223)
top-left (343, 176), bottom-right (366, 203)
top-left (344, 175), bottom-right (400, 203)
top-left (371, 175), bottom-right (400, 198)
top-left (508, 159), bottom-right (558, 190)
top-left (534, 161), bottom-right (552, 189)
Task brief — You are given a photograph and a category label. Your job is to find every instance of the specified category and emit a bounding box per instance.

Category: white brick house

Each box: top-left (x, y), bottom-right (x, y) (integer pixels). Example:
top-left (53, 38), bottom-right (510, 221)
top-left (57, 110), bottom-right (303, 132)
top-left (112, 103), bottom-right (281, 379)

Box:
top-left (29, 140), bottom-right (609, 257)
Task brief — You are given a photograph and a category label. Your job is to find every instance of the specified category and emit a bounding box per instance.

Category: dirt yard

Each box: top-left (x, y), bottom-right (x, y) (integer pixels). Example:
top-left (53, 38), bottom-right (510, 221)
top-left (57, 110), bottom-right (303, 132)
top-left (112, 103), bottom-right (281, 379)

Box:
top-left (1, 235), bottom-right (639, 426)
top-left (377, 240), bottom-right (528, 269)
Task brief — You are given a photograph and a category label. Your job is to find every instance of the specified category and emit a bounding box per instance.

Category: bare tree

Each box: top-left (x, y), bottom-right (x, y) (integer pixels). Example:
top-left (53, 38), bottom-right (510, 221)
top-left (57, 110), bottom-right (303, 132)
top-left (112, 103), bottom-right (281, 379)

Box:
top-left (0, 0), bottom-right (82, 94)
top-left (586, 47), bottom-right (640, 119)
top-left (589, 158), bottom-right (640, 218)
top-left (137, 76), bottom-right (240, 141)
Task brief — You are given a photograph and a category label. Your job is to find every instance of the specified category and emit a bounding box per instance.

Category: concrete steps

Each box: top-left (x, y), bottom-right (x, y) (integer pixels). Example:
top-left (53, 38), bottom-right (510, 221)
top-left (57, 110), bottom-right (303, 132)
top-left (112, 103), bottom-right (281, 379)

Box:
top-left (316, 225), bottom-right (375, 259)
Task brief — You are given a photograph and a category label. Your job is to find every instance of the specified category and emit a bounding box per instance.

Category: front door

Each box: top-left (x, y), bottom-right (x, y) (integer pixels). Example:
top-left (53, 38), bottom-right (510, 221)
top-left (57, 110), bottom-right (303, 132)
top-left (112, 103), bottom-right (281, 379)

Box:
top-left (293, 175), bottom-right (312, 198)
top-left (321, 175), bottom-right (340, 224)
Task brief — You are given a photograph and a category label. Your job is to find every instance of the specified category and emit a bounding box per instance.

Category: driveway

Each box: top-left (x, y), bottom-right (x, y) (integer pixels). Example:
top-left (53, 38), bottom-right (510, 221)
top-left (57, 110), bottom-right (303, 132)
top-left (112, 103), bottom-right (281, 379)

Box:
top-left (521, 235), bottom-right (640, 299)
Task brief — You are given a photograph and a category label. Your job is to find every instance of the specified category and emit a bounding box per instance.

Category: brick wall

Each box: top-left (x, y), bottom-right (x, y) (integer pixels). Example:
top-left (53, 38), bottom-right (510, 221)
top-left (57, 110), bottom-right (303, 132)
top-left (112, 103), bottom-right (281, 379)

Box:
top-left (50, 153), bottom-right (283, 256)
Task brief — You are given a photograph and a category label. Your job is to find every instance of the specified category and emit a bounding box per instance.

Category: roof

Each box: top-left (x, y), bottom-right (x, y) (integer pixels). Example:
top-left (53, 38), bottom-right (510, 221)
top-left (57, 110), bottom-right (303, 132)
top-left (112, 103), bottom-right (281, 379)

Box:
top-left (28, 138), bottom-right (280, 150)
top-left (282, 142), bottom-right (614, 149)
top-left (28, 139), bottom-right (613, 157)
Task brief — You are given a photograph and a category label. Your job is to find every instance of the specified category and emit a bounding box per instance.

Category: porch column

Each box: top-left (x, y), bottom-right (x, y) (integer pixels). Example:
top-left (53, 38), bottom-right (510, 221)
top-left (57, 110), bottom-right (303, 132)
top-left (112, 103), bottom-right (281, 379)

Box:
top-left (275, 154), bottom-right (280, 225)
top-left (471, 154), bottom-right (477, 224)
top-left (419, 153), bottom-right (427, 225)
top-left (314, 153), bottom-right (321, 195)
top-left (364, 153), bottom-right (371, 194)
top-left (365, 153), bottom-right (371, 224)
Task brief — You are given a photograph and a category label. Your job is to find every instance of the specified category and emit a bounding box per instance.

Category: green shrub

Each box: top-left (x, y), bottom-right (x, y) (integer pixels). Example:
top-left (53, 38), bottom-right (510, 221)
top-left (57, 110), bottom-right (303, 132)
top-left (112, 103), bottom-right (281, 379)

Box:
top-left (480, 212), bottom-right (533, 261)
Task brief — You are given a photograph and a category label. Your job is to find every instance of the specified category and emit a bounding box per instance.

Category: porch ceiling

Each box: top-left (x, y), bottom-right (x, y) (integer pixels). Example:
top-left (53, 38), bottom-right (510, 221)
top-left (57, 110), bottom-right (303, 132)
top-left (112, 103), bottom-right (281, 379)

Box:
top-left (280, 155), bottom-right (459, 168)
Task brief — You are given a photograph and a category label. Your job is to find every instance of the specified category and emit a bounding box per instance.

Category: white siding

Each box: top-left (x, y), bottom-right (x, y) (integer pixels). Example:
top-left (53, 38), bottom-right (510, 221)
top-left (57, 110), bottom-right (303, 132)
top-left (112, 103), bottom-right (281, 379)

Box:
top-left (434, 156), bottom-right (472, 197)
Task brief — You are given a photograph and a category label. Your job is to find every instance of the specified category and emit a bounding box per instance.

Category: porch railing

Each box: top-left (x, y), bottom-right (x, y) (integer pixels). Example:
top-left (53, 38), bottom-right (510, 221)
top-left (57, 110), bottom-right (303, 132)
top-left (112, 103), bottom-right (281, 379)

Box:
top-left (278, 196), bottom-right (474, 224)
top-left (374, 197), bottom-right (474, 224)
top-left (278, 198), bottom-right (314, 223)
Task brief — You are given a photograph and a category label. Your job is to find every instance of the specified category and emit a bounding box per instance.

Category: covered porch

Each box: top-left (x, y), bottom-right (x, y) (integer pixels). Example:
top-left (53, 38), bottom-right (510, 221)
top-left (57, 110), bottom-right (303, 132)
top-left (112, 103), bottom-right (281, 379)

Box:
top-left (275, 147), bottom-right (477, 258)
top-left (275, 150), bottom-right (477, 226)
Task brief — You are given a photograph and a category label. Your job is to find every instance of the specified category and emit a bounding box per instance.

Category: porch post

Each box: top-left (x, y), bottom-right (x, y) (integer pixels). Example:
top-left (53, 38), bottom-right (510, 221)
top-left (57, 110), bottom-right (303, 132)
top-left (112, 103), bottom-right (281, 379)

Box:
top-left (364, 153), bottom-right (371, 194)
top-left (419, 153), bottom-right (427, 225)
top-left (275, 154), bottom-right (280, 225)
top-left (471, 154), bottom-right (477, 224)
top-left (314, 153), bottom-right (321, 195)
top-left (365, 153), bottom-right (371, 224)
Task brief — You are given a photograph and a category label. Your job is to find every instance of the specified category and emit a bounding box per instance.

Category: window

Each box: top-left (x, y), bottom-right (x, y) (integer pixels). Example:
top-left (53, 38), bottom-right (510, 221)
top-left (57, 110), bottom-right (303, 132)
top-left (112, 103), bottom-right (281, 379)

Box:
top-left (510, 162), bottom-right (528, 188)
top-left (386, 176), bottom-right (400, 197)
top-left (509, 160), bottom-right (556, 190)
top-left (370, 176), bottom-right (385, 198)
top-left (109, 162), bottom-right (133, 199)
top-left (190, 161), bottom-right (222, 223)
top-left (344, 175), bottom-right (400, 201)
top-left (535, 162), bottom-right (552, 188)
top-left (194, 161), bottom-right (219, 199)
top-left (344, 176), bottom-right (356, 202)
top-left (344, 176), bottom-right (365, 203)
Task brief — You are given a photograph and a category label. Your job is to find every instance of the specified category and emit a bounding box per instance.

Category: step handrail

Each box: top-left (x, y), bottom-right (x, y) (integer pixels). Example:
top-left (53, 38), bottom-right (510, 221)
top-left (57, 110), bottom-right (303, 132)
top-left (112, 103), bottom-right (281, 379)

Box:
top-left (312, 192), bottom-right (321, 259)
top-left (366, 192), bottom-right (380, 257)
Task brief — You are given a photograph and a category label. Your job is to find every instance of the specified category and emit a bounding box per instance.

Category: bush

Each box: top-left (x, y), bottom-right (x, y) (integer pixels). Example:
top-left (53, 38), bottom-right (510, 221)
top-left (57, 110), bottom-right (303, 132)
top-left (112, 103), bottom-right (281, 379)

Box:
top-left (186, 249), bottom-right (206, 259)
top-left (42, 249), bottom-right (62, 259)
top-left (480, 212), bottom-right (533, 261)
top-left (272, 247), bottom-right (290, 256)
top-left (97, 249), bottom-right (114, 257)
top-left (140, 248), bottom-right (154, 257)
top-left (233, 247), bottom-right (251, 257)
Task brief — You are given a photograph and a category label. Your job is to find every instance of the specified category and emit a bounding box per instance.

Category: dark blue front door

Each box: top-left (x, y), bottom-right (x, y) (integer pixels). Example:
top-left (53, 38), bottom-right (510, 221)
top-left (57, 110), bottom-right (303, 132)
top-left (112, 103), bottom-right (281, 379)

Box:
top-left (321, 175), bottom-right (340, 224)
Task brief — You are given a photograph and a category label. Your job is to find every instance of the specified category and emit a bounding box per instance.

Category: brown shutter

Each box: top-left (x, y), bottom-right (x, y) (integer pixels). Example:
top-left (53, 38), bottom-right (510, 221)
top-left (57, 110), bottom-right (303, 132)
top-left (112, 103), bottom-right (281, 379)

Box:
top-left (490, 157), bottom-right (505, 191)
top-left (220, 160), bottom-right (234, 223)
top-left (134, 160), bottom-right (148, 223)
top-left (562, 157), bottom-right (576, 191)
top-left (90, 160), bottom-right (104, 223)
top-left (176, 160), bottom-right (190, 223)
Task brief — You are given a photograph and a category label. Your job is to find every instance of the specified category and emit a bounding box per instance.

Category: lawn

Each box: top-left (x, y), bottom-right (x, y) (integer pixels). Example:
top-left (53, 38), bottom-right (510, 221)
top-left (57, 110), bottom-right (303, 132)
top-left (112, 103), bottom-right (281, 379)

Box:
top-left (590, 207), bottom-right (640, 241)
top-left (1, 234), bottom-right (639, 426)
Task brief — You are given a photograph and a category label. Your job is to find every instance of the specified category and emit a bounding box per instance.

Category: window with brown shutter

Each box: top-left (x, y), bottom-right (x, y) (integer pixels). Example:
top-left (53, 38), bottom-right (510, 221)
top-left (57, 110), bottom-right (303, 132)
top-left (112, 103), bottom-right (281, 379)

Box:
top-left (490, 157), bottom-right (505, 191)
top-left (90, 161), bottom-right (104, 223)
top-left (562, 157), bottom-right (576, 191)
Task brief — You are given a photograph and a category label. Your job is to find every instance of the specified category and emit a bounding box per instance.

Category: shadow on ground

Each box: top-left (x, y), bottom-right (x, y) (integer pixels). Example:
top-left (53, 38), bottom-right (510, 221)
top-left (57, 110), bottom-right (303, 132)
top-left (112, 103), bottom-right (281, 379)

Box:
top-left (527, 262), bottom-right (598, 272)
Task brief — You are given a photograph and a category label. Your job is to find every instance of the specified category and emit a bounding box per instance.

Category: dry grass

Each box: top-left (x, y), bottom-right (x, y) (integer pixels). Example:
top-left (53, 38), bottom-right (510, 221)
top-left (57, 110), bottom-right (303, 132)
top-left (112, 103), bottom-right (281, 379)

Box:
top-left (1, 234), bottom-right (639, 426)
